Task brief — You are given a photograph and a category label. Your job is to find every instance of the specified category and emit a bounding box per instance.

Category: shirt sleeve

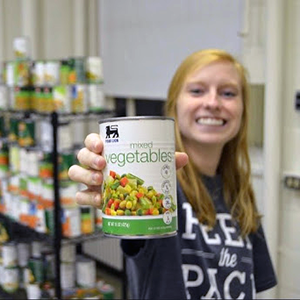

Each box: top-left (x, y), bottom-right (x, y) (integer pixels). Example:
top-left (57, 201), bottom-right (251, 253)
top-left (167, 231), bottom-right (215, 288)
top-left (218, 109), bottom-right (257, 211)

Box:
top-left (252, 225), bottom-right (278, 293)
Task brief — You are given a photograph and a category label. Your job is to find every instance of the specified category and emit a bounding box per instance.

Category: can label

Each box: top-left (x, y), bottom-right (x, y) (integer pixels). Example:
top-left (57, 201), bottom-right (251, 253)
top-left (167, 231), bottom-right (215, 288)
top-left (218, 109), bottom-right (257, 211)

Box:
top-left (45, 60), bottom-right (60, 86)
top-left (99, 117), bottom-right (177, 238)
top-left (80, 206), bottom-right (95, 234)
top-left (53, 85), bottom-right (71, 113)
top-left (2, 242), bottom-right (18, 267)
top-left (32, 60), bottom-right (45, 86)
top-left (3, 267), bottom-right (19, 292)
top-left (86, 56), bottom-right (103, 84)
top-left (76, 256), bottom-right (96, 288)
top-left (62, 206), bottom-right (81, 238)
top-left (13, 36), bottom-right (31, 59)
top-left (18, 119), bottom-right (35, 147)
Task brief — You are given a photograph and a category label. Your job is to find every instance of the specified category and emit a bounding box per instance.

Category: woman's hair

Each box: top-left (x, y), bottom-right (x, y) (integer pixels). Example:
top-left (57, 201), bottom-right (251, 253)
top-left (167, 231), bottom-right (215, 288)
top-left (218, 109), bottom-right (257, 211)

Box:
top-left (164, 49), bottom-right (261, 236)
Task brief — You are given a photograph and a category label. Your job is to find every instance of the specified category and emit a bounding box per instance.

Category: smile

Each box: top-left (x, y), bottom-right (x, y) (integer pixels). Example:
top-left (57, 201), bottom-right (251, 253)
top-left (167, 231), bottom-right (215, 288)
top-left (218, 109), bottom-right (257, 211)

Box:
top-left (196, 117), bottom-right (226, 126)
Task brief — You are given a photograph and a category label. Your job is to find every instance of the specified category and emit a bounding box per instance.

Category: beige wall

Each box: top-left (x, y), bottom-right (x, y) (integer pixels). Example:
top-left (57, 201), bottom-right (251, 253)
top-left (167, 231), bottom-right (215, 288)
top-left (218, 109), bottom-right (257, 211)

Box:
top-left (0, 0), bottom-right (99, 61)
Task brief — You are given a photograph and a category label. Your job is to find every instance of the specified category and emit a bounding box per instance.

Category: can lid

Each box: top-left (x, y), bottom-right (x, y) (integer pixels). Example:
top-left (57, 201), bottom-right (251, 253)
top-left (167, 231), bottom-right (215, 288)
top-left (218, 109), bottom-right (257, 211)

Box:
top-left (99, 116), bottom-right (174, 124)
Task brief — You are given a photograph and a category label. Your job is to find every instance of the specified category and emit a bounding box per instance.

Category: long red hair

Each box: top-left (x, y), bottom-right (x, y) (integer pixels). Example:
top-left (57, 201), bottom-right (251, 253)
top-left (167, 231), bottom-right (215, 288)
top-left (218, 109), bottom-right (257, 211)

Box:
top-left (165, 49), bottom-right (261, 236)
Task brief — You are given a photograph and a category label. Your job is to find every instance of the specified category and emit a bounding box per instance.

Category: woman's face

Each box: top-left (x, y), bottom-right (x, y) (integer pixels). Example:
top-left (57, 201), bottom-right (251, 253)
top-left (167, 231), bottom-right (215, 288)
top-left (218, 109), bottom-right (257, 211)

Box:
top-left (176, 61), bottom-right (243, 150)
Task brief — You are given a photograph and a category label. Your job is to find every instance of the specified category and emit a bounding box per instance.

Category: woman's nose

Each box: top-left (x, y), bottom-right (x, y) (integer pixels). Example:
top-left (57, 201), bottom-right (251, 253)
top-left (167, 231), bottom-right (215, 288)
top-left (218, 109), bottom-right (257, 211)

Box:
top-left (203, 92), bottom-right (221, 109)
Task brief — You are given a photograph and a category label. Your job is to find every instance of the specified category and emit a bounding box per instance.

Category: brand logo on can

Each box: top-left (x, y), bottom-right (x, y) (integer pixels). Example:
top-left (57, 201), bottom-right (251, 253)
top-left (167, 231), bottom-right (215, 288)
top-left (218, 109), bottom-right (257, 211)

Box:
top-left (105, 125), bottom-right (119, 143)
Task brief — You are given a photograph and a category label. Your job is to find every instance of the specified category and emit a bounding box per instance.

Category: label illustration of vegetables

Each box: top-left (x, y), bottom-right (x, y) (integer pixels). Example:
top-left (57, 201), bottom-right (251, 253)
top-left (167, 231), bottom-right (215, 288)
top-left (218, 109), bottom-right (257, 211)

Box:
top-left (102, 170), bottom-right (176, 216)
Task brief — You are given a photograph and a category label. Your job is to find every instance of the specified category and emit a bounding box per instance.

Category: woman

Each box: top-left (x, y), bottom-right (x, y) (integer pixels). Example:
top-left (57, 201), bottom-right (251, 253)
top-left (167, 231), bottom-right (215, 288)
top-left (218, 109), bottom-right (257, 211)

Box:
top-left (68, 49), bottom-right (277, 299)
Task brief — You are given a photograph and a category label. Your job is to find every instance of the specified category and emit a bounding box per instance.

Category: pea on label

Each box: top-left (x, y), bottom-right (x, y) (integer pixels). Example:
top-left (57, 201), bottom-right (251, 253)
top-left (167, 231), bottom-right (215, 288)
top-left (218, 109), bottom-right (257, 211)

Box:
top-left (99, 116), bottom-right (177, 239)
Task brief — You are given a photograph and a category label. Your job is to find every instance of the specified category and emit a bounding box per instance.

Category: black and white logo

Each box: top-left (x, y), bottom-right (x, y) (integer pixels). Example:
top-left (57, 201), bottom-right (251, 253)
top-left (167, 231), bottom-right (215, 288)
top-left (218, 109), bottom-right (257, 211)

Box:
top-left (106, 125), bottom-right (119, 138)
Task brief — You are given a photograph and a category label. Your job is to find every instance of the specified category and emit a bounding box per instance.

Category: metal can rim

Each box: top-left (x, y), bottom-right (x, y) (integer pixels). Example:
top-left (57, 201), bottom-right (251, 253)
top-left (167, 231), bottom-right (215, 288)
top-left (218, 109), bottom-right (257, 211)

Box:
top-left (99, 116), bottom-right (174, 124)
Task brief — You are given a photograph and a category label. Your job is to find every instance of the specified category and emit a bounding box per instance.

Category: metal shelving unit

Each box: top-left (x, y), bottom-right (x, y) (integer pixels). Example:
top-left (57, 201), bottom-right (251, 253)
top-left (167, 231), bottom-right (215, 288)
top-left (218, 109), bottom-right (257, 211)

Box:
top-left (0, 109), bottom-right (115, 299)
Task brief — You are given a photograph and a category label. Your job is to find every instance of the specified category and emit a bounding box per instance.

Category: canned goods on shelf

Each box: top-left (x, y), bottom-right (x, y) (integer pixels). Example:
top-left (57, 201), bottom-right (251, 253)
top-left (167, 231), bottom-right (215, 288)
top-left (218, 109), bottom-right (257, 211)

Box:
top-left (28, 256), bottom-right (44, 283)
top-left (95, 209), bottom-right (103, 230)
top-left (2, 241), bottom-right (18, 267)
top-left (0, 84), bottom-right (8, 110)
top-left (27, 176), bottom-right (41, 201)
top-left (40, 120), bottom-right (73, 152)
top-left (60, 244), bottom-right (76, 263)
top-left (61, 261), bottom-right (76, 289)
top-left (31, 240), bottom-right (43, 259)
top-left (60, 180), bottom-right (78, 207)
top-left (26, 283), bottom-right (41, 300)
top-left (20, 267), bottom-right (32, 288)
top-left (61, 206), bottom-right (81, 238)
top-left (80, 206), bottom-right (95, 235)
top-left (19, 172), bottom-right (28, 198)
top-left (42, 250), bottom-right (55, 282)
top-left (14, 60), bottom-right (32, 87)
top-left (88, 84), bottom-right (106, 112)
top-left (7, 173), bottom-right (19, 195)
top-left (18, 119), bottom-right (35, 147)
top-left (86, 56), bottom-right (103, 84)
top-left (58, 151), bottom-right (75, 180)
top-left (42, 87), bottom-right (54, 113)
top-left (40, 179), bottom-right (54, 208)
top-left (45, 60), bottom-right (60, 86)
top-left (53, 85), bottom-right (71, 113)
top-left (39, 152), bottom-right (53, 179)
top-left (5, 61), bottom-right (15, 87)
top-left (71, 84), bottom-right (88, 113)
top-left (13, 36), bottom-right (31, 60)
top-left (17, 241), bottom-right (31, 267)
top-left (33, 86), bottom-right (42, 111)
top-left (14, 86), bottom-right (33, 111)
top-left (76, 255), bottom-right (96, 288)
top-left (2, 266), bottom-right (19, 293)
top-left (99, 283), bottom-right (115, 300)
top-left (25, 149), bottom-right (40, 177)
top-left (32, 60), bottom-right (45, 87)
top-left (68, 57), bottom-right (86, 84)
top-left (0, 140), bottom-right (9, 167)
top-left (36, 204), bottom-right (48, 233)
top-left (8, 118), bottom-right (19, 143)
top-left (60, 59), bottom-right (70, 85)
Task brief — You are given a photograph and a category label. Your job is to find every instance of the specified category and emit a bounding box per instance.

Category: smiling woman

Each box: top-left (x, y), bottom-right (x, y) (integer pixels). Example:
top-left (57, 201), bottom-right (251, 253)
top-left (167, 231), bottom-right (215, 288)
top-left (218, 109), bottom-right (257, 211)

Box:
top-left (68, 48), bottom-right (277, 299)
top-left (177, 61), bottom-right (243, 156)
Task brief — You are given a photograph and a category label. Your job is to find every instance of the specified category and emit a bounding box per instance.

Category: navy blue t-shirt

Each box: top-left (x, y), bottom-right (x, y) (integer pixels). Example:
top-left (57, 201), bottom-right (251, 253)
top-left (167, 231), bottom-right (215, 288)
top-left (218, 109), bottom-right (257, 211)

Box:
top-left (121, 175), bottom-right (277, 299)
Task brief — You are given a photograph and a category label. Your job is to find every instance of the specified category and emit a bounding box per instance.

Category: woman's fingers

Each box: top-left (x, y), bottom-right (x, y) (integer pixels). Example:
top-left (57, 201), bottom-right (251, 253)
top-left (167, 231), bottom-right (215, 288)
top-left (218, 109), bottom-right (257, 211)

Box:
top-left (76, 147), bottom-right (106, 170)
top-left (175, 152), bottom-right (189, 170)
top-left (76, 188), bottom-right (102, 208)
top-left (68, 165), bottom-right (103, 186)
top-left (84, 133), bottom-right (103, 153)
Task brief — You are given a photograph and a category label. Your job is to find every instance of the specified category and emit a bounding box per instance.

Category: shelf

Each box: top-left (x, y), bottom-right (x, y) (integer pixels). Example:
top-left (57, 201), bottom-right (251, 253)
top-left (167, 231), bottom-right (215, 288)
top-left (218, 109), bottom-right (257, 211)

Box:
top-left (0, 109), bottom-right (115, 119)
top-left (62, 231), bottom-right (104, 245)
top-left (0, 287), bottom-right (26, 300)
top-left (0, 212), bottom-right (104, 245)
top-left (0, 212), bottom-right (52, 243)
top-left (0, 110), bottom-right (120, 299)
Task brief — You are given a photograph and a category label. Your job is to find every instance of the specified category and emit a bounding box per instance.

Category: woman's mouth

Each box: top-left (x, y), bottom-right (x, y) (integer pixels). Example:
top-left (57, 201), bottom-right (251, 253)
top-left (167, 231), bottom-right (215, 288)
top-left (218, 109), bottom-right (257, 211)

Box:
top-left (196, 117), bottom-right (226, 126)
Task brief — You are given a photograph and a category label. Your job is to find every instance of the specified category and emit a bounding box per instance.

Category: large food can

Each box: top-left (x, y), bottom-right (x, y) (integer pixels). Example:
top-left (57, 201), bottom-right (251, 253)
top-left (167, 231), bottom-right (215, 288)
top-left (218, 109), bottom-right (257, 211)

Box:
top-left (2, 266), bottom-right (19, 293)
top-left (99, 116), bottom-right (177, 238)
top-left (75, 255), bottom-right (96, 288)
top-left (2, 241), bottom-right (18, 267)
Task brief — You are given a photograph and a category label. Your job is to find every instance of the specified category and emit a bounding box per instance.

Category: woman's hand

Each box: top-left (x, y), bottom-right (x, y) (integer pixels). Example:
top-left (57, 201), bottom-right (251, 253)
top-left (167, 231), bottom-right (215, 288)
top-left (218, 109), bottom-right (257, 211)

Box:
top-left (68, 133), bottom-right (188, 208)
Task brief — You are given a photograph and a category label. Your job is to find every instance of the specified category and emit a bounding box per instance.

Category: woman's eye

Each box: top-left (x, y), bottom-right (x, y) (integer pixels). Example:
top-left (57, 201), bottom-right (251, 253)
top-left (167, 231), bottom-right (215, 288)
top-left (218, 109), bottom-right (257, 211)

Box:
top-left (221, 90), bottom-right (236, 98)
top-left (190, 88), bottom-right (204, 96)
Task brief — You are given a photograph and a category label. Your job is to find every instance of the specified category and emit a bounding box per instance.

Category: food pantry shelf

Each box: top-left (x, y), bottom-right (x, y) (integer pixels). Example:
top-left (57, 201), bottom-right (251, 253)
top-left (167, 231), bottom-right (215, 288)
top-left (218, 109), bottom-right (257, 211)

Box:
top-left (0, 212), bottom-right (105, 245)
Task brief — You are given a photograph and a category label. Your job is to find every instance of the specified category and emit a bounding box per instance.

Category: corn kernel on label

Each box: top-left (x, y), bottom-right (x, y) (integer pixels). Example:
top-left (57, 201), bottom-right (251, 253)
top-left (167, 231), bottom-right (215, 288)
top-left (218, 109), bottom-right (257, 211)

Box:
top-left (99, 117), bottom-right (177, 238)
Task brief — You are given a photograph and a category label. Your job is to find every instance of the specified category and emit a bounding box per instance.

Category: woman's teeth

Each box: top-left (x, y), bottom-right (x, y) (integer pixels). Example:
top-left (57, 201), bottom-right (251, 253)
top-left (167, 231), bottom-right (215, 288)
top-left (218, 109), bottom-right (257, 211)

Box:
top-left (197, 118), bottom-right (225, 126)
